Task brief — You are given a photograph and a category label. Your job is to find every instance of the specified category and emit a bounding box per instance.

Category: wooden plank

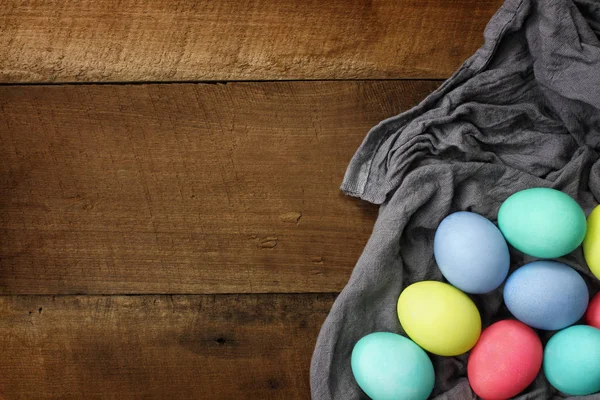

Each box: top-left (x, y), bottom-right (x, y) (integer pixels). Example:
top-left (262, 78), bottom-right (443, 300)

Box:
top-left (0, 0), bottom-right (502, 83)
top-left (0, 81), bottom-right (439, 294)
top-left (0, 293), bottom-right (335, 399)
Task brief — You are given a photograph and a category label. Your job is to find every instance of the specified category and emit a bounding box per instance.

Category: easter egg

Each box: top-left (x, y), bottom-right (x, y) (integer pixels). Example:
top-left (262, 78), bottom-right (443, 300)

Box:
top-left (468, 320), bottom-right (542, 400)
top-left (497, 188), bottom-right (586, 258)
top-left (351, 332), bottom-right (435, 400)
top-left (503, 261), bottom-right (588, 330)
top-left (585, 292), bottom-right (600, 329)
top-left (397, 281), bottom-right (481, 356)
top-left (583, 204), bottom-right (600, 279)
top-left (434, 211), bottom-right (509, 293)
top-left (544, 325), bottom-right (600, 395)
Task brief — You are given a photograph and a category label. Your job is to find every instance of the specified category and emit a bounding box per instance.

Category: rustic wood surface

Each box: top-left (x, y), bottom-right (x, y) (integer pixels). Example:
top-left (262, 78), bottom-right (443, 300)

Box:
top-left (0, 0), bottom-right (492, 397)
top-left (0, 81), bottom-right (439, 295)
top-left (0, 0), bottom-right (501, 82)
top-left (0, 294), bottom-right (335, 399)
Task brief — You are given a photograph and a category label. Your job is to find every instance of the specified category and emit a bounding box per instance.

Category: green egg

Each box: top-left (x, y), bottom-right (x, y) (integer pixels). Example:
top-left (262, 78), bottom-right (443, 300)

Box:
top-left (351, 332), bottom-right (434, 400)
top-left (544, 325), bottom-right (600, 396)
top-left (498, 188), bottom-right (586, 258)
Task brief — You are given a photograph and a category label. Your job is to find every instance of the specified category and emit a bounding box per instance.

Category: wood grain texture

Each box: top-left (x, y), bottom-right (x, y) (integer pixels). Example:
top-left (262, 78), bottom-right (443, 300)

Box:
top-left (0, 0), bottom-right (502, 83)
top-left (0, 293), bottom-right (335, 399)
top-left (0, 81), bottom-right (440, 294)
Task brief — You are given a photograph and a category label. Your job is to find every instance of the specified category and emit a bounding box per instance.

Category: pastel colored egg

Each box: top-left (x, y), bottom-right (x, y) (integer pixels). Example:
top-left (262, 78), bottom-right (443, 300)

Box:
top-left (503, 261), bottom-right (588, 330)
top-left (585, 292), bottom-right (600, 329)
top-left (397, 281), bottom-right (481, 356)
top-left (434, 211), bottom-right (509, 293)
top-left (544, 325), bottom-right (600, 396)
top-left (468, 320), bottom-right (542, 400)
top-left (498, 188), bottom-right (586, 258)
top-left (351, 332), bottom-right (435, 400)
top-left (583, 204), bottom-right (600, 279)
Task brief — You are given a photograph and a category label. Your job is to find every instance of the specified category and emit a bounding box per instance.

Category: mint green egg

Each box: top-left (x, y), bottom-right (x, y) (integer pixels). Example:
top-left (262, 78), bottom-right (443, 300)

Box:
top-left (544, 325), bottom-right (600, 396)
top-left (351, 332), bottom-right (434, 400)
top-left (498, 188), bottom-right (586, 258)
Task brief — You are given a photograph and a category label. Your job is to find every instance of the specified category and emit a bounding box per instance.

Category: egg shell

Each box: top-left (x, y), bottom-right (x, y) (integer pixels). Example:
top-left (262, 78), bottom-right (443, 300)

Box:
top-left (497, 188), bottom-right (586, 258)
top-left (503, 261), bottom-right (588, 330)
top-left (351, 332), bottom-right (435, 400)
top-left (468, 320), bottom-right (542, 400)
top-left (583, 204), bottom-right (600, 279)
top-left (397, 281), bottom-right (481, 356)
top-left (434, 211), bottom-right (509, 294)
top-left (585, 292), bottom-right (600, 329)
top-left (544, 325), bottom-right (600, 396)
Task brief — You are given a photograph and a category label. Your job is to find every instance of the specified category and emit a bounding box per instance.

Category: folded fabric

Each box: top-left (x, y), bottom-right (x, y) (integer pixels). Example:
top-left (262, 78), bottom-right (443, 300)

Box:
top-left (310, 0), bottom-right (600, 398)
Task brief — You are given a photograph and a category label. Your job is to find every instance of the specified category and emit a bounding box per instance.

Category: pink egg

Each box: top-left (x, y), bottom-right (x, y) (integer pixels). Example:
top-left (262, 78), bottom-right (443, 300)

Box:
top-left (468, 320), bottom-right (542, 400)
top-left (586, 292), bottom-right (600, 329)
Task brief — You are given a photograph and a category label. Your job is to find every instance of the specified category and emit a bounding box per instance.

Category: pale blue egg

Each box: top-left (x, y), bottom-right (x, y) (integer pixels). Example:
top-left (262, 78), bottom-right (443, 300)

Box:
top-left (544, 325), bottom-right (600, 395)
top-left (503, 261), bottom-right (589, 330)
top-left (434, 211), bottom-right (510, 293)
top-left (351, 332), bottom-right (434, 400)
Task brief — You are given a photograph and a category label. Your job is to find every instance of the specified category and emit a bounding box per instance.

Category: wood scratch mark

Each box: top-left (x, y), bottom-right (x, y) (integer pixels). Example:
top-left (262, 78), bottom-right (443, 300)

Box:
top-left (224, 186), bottom-right (232, 205)
top-left (280, 212), bottom-right (302, 224)
top-left (219, 165), bottom-right (233, 206)
top-left (257, 237), bottom-right (278, 249)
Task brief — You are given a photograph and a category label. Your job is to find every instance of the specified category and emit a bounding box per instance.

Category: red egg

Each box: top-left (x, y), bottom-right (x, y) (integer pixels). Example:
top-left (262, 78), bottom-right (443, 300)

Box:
top-left (585, 292), bottom-right (600, 329)
top-left (468, 320), bottom-right (542, 400)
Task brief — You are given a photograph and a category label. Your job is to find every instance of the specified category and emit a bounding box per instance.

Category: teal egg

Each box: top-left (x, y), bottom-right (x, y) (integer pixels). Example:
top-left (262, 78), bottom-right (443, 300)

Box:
top-left (351, 332), bottom-right (434, 400)
top-left (498, 188), bottom-right (586, 258)
top-left (544, 325), bottom-right (600, 395)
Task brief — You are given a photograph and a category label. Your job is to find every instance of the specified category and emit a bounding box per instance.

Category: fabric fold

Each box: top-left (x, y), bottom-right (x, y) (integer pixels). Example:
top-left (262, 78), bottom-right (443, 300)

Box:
top-left (313, 0), bottom-right (600, 398)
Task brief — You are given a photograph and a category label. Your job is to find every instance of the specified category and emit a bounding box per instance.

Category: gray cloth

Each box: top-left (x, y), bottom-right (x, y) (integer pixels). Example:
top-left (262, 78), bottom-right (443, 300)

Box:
top-left (310, 0), bottom-right (600, 398)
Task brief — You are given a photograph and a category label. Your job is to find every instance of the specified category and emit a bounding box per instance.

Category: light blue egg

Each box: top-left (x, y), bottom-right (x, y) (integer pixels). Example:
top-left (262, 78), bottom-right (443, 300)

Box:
top-left (351, 332), bottom-right (434, 400)
top-left (544, 325), bottom-right (600, 395)
top-left (434, 211), bottom-right (510, 293)
top-left (503, 261), bottom-right (588, 330)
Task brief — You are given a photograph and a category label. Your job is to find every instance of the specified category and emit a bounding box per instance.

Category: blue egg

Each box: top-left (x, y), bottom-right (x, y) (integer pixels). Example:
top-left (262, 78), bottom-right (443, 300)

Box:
top-left (351, 332), bottom-right (434, 400)
top-left (434, 211), bottom-right (510, 293)
top-left (503, 261), bottom-right (589, 330)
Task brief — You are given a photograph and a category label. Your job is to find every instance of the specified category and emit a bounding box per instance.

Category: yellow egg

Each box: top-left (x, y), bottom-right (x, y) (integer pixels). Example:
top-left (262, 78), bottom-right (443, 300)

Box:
top-left (583, 205), bottom-right (600, 279)
top-left (397, 281), bottom-right (481, 356)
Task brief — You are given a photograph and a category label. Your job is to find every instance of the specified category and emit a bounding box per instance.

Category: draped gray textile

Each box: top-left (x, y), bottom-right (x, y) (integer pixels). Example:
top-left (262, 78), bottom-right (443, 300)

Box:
top-left (310, 0), bottom-right (600, 398)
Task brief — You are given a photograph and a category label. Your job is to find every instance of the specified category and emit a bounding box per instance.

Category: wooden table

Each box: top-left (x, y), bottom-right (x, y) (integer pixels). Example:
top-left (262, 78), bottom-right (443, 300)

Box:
top-left (0, 1), bottom-right (501, 398)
